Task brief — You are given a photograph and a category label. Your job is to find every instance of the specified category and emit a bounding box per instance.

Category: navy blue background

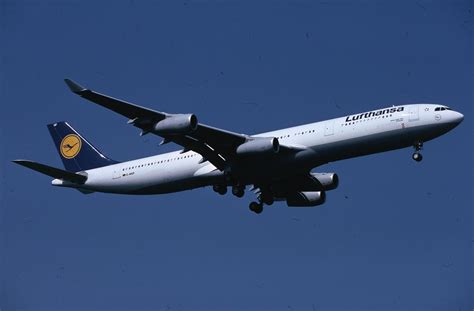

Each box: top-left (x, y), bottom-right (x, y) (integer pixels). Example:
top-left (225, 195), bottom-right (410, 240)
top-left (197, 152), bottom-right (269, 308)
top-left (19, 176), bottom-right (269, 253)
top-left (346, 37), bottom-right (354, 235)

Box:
top-left (1, 1), bottom-right (472, 310)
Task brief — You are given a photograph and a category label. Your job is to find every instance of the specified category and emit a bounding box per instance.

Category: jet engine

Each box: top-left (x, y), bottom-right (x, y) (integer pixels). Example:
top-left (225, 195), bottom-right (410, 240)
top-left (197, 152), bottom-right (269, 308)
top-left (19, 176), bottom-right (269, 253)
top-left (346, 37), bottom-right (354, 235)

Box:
top-left (311, 173), bottom-right (339, 191)
top-left (153, 114), bottom-right (198, 135)
top-left (236, 137), bottom-right (280, 156)
top-left (280, 173), bottom-right (338, 192)
top-left (286, 191), bottom-right (326, 207)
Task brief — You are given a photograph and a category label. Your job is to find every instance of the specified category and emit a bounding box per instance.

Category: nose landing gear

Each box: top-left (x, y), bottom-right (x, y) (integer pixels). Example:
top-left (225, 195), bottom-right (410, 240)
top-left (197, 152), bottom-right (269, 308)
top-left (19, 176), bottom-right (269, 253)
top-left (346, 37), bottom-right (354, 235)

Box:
top-left (412, 141), bottom-right (423, 162)
top-left (412, 152), bottom-right (423, 162)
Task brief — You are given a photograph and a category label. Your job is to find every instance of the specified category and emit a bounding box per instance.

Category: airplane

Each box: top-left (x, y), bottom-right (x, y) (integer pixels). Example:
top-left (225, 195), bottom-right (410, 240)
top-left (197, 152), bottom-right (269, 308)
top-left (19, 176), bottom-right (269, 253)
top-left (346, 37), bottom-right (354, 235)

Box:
top-left (13, 79), bottom-right (464, 214)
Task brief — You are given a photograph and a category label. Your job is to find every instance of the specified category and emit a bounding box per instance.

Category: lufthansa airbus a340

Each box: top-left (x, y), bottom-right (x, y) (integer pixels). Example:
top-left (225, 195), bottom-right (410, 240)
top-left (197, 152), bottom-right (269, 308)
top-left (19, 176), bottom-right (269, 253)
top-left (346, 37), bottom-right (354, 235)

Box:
top-left (14, 79), bottom-right (464, 213)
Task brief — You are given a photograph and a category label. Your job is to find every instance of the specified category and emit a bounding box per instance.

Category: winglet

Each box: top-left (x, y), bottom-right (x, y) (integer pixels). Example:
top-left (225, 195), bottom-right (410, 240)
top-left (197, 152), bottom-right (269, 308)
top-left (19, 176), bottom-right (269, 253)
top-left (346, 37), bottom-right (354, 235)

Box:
top-left (64, 78), bottom-right (86, 94)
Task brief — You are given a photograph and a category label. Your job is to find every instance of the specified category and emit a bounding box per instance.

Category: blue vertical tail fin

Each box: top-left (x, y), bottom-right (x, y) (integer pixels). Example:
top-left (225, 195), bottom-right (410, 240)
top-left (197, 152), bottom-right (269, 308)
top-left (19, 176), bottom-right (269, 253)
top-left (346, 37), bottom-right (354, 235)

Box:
top-left (47, 121), bottom-right (118, 172)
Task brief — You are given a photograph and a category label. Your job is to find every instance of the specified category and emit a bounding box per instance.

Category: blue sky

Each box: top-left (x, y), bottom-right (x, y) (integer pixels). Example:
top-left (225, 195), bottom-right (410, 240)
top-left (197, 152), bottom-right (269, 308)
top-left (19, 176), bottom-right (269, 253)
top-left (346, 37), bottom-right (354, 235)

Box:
top-left (1, 1), bottom-right (472, 310)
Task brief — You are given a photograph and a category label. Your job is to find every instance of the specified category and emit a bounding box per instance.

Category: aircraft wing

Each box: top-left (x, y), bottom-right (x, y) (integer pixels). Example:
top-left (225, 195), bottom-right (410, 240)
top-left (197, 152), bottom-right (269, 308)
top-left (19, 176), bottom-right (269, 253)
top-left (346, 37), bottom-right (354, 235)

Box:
top-left (65, 79), bottom-right (168, 122)
top-left (65, 79), bottom-right (248, 170)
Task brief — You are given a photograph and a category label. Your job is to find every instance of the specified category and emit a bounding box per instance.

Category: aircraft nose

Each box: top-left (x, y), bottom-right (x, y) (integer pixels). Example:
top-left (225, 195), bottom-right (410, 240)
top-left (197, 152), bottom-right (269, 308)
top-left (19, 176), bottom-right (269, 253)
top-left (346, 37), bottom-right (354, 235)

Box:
top-left (453, 111), bottom-right (464, 124)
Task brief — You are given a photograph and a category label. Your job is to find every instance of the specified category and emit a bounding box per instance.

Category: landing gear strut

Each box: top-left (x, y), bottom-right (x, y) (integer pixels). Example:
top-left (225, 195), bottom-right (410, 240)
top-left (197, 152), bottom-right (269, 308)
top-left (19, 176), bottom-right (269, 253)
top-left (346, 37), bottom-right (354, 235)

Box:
top-left (412, 141), bottom-right (423, 162)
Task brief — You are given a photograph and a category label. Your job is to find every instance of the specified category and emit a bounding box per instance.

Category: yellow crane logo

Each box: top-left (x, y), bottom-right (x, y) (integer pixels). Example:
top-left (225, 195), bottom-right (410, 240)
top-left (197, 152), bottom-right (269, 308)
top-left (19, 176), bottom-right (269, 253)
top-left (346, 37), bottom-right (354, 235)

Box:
top-left (60, 134), bottom-right (82, 159)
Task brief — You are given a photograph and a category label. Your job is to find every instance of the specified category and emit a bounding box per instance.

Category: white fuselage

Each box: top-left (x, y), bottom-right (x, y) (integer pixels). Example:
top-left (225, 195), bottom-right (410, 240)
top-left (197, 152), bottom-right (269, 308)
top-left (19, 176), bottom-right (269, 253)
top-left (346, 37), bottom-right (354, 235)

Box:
top-left (53, 104), bottom-right (463, 194)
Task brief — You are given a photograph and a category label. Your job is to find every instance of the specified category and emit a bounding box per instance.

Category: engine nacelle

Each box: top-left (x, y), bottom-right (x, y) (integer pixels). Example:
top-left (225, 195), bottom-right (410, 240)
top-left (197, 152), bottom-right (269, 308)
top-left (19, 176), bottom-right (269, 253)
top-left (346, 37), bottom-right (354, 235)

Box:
top-left (311, 173), bottom-right (339, 191)
top-left (236, 137), bottom-right (279, 156)
top-left (153, 114), bottom-right (198, 135)
top-left (286, 191), bottom-right (326, 207)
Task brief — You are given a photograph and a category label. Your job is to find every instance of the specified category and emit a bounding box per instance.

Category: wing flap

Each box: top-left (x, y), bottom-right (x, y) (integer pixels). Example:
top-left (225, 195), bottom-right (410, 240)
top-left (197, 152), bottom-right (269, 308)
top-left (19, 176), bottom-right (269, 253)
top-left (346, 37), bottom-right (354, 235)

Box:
top-left (169, 135), bottom-right (227, 170)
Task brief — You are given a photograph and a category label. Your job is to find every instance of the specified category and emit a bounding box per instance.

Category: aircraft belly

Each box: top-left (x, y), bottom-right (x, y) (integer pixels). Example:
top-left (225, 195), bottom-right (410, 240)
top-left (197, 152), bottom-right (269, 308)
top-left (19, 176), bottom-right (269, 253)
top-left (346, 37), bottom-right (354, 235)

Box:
top-left (84, 160), bottom-right (224, 195)
top-left (230, 153), bottom-right (316, 185)
top-left (129, 169), bottom-right (223, 194)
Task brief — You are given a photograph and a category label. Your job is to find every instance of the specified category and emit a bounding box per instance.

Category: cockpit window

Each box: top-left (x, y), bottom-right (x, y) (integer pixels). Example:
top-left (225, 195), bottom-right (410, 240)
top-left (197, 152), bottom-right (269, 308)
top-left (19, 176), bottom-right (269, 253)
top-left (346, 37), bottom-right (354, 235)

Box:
top-left (435, 106), bottom-right (451, 112)
top-left (435, 107), bottom-right (441, 111)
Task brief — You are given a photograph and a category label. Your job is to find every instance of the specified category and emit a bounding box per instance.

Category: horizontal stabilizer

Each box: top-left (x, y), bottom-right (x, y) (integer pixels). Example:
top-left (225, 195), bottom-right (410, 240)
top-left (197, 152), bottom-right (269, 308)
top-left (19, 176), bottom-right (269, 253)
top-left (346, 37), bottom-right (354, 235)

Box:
top-left (13, 160), bottom-right (87, 184)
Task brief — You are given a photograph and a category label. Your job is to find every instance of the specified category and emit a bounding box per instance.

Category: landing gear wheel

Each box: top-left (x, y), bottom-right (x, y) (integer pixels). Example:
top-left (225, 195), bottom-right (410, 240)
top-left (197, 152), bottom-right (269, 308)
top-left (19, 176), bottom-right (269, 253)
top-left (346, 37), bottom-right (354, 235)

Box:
top-left (213, 185), bottom-right (227, 195)
top-left (232, 186), bottom-right (245, 198)
top-left (249, 202), bottom-right (263, 214)
top-left (412, 152), bottom-right (423, 162)
top-left (260, 193), bottom-right (274, 206)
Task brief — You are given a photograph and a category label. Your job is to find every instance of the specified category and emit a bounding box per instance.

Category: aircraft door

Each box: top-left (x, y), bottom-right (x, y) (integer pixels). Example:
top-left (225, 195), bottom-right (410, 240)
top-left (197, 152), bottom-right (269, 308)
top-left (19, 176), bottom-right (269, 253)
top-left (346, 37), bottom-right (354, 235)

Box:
top-left (408, 105), bottom-right (419, 122)
top-left (324, 120), bottom-right (335, 136)
top-left (112, 169), bottom-right (122, 180)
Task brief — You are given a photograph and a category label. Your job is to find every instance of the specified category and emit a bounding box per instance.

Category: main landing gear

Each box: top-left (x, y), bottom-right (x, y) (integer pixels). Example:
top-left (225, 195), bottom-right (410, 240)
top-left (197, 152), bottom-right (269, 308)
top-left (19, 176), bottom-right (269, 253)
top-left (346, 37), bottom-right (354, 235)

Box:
top-left (232, 185), bottom-right (245, 198)
top-left (213, 184), bottom-right (227, 195)
top-left (213, 182), bottom-right (273, 214)
top-left (249, 201), bottom-right (263, 214)
top-left (212, 184), bottom-right (245, 198)
top-left (248, 191), bottom-right (273, 214)
top-left (412, 141), bottom-right (423, 162)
